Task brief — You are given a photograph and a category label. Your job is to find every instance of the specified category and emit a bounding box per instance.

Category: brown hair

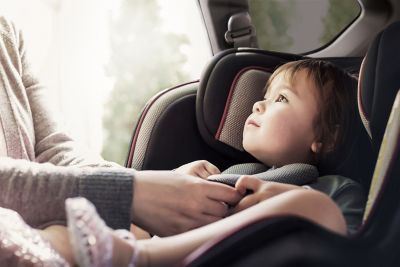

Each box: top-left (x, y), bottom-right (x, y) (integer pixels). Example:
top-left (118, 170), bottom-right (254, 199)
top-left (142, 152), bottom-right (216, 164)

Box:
top-left (264, 59), bottom-right (358, 165)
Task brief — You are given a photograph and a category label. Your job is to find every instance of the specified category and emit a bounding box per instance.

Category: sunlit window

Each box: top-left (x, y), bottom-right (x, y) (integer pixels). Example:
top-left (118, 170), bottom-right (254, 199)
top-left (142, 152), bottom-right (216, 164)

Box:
top-left (249, 0), bottom-right (361, 54)
top-left (1, 0), bottom-right (211, 165)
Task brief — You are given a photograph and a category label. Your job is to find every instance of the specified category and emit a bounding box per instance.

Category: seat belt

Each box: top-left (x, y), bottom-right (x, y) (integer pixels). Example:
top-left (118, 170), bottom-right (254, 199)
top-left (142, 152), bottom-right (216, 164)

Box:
top-left (225, 12), bottom-right (258, 48)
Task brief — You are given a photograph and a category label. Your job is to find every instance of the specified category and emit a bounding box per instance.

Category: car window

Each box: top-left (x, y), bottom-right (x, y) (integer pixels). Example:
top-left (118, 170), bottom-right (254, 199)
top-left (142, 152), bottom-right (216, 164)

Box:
top-left (249, 0), bottom-right (361, 54)
top-left (3, 0), bottom-right (211, 165)
top-left (102, 0), bottom-right (211, 164)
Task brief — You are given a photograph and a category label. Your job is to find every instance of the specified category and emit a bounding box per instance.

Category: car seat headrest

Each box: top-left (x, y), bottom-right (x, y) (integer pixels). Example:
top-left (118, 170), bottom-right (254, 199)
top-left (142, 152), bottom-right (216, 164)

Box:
top-left (358, 20), bottom-right (400, 153)
top-left (196, 49), bottom-right (301, 162)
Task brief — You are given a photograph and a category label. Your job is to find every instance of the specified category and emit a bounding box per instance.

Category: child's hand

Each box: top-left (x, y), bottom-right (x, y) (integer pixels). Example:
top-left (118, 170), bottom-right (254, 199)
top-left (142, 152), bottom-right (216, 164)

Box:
top-left (230, 176), bottom-right (302, 214)
top-left (174, 160), bottom-right (221, 179)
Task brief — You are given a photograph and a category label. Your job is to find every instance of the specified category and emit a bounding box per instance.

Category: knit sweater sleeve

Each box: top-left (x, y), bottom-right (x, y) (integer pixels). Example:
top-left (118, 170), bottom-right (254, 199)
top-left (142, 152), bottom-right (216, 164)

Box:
top-left (0, 157), bottom-right (134, 229)
top-left (0, 17), bottom-right (134, 229)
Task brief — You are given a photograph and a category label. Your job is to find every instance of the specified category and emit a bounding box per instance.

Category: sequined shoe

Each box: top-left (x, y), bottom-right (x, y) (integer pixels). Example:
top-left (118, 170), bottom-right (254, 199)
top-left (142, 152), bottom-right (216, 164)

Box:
top-left (0, 207), bottom-right (70, 267)
top-left (65, 197), bottom-right (138, 267)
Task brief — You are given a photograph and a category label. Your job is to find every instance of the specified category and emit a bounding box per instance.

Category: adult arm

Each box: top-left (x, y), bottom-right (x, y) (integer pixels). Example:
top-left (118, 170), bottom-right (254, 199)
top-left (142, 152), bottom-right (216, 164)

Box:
top-left (0, 157), bottom-right (242, 235)
top-left (1, 18), bottom-right (242, 236)
top-left (0, 157), bottom-right (133, 229)
top-left (0, 17), bottom-right (132, 229)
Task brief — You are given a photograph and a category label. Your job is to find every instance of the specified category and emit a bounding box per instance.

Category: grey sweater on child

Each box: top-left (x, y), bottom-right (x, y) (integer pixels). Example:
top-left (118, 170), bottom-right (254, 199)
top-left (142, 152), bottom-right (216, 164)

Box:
top-left (0, 16), bottom-right (134, 229)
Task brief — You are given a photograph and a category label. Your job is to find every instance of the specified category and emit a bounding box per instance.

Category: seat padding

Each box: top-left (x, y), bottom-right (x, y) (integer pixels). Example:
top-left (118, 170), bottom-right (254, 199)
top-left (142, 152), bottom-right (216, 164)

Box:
top-left (208, 163), bottom-right (318, 186)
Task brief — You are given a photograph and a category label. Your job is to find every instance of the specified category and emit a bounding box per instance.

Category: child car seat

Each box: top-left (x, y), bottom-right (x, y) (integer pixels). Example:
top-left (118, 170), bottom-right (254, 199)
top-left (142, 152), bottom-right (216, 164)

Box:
top-left (127, 49), bottom-right (368, 180)
top-left (125, 20), bottom-right (395, 267)
top-left (181, 20), bottom-right (400, 267)
top-left (126, 50), bottom-right (303, 171)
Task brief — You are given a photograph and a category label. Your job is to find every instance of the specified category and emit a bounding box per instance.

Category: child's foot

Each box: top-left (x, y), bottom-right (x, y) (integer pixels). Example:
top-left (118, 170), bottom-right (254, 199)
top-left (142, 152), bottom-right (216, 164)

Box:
top-left (65, 197), bottom-right (139, 267)
top-left (0, 207), bottom-right (70, 267)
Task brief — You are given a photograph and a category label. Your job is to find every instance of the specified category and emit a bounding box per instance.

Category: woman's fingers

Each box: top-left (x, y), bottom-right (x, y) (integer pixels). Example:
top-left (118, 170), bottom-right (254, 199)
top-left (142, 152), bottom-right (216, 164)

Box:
top-left (197, 214), bottom-right (222, 226)
top-left (195, 167), bottom-right (211, 179)
top-left (230, 194), bottom-right (260, 214)
top-left (175, 160), bottom-right (219, 179)
top-left (203, 161), bottom-right (221, 175)
top-left (205, 181), bottom-right (242, 206)
top-left (195, 161), bottom-right (220, 179)
top-left (235, 175), bottom-right (262, 195)
top-left (201, 199), bottom-right (229, 218)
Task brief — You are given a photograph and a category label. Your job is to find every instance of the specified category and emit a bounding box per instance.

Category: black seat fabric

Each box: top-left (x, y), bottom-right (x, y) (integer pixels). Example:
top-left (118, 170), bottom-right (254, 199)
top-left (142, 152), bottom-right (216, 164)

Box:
top-left (358, 21), bottom-right (400, 151)
top-left (126, 81), bottom-right (201, 170)
top-left (182, 21), bottom-right (400, 267)
top-left (126, 80), bottom-right (253, 171)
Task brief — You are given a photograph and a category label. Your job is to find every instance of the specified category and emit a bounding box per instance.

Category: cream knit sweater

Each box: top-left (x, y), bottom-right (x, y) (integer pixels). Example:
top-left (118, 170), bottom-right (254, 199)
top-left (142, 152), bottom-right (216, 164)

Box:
top-left (0, 17), bottom-right (134, 229)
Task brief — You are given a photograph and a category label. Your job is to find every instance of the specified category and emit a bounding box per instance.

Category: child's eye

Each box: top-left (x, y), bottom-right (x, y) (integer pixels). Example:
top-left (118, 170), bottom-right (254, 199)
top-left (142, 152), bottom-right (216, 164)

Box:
top-left (275, 94), bottom-right (288, 103)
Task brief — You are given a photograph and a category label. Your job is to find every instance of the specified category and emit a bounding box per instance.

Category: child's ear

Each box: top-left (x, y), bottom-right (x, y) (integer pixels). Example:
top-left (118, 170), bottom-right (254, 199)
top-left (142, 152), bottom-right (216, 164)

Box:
top-left (311, 141), bottom-right (323, 154)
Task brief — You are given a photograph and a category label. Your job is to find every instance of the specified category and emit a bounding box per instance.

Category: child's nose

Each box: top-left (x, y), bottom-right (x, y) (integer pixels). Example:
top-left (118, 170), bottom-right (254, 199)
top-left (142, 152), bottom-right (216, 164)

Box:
top-left (252, 100), bottom-right (265, 113)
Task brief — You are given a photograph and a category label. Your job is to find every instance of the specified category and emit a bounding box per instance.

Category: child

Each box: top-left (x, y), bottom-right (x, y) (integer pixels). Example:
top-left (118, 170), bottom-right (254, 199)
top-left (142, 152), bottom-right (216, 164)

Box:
top-left (0, 59), bottom-right (360, 267)
top-left (175, 59), bottom-right (365, 225)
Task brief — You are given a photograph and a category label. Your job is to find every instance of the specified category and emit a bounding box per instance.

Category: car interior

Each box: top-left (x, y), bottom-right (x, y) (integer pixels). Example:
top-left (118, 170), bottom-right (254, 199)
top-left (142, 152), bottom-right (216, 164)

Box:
top-left (125, 0), bottom-right (400, 266)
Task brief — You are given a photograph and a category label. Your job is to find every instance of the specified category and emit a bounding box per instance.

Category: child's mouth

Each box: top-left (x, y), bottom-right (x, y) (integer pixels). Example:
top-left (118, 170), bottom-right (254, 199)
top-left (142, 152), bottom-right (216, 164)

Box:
top-left (247, 119), bottom-right (260, 127)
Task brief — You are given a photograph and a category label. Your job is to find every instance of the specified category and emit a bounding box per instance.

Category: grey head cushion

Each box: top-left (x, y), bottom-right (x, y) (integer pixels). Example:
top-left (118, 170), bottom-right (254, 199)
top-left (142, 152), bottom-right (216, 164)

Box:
top-left (196, 49), bottom-right (298, 163)
top-left (215, 69), bottom-right (271, 151)
top-left (208, 163), bottom-right (319, 187)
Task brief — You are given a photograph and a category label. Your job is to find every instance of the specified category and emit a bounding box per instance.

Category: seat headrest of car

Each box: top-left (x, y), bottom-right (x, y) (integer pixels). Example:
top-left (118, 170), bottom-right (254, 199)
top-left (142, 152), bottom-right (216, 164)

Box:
top-left (196, 48), bottom-right (301, 162)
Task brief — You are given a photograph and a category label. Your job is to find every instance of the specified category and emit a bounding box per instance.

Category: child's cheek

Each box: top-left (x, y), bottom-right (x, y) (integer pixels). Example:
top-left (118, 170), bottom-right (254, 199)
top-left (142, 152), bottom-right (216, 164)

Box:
top-left (264, 110), bottom-right (294, 139)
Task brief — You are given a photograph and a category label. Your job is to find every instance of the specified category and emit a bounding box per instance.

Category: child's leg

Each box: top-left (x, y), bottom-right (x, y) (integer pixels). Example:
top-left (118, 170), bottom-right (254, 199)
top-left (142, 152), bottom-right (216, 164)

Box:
top-left (138, 189), bottom-right (346, 267)
top-left (40, 225), bottom-right (136, 267)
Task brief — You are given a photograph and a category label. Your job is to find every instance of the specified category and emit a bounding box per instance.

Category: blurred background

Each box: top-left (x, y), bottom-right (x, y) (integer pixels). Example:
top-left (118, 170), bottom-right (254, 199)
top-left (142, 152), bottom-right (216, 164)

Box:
top-left (1, 0), bottom-right (211, 164)
top-left (1, 0), bottom-right (359, 165)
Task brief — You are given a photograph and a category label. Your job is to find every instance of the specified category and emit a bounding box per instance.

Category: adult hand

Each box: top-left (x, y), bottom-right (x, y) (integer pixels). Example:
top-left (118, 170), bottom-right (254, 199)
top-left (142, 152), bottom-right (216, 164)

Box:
top-left (131, 170), bottom-right (242, 237)
top-left (174, 160), bottom-right (220, 179)
top-left (230, 176), bottom-right (302, 214)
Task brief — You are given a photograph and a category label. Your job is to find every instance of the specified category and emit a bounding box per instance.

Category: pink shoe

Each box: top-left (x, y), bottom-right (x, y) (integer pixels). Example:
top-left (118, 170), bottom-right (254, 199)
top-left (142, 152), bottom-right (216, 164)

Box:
top-left (66, 197), bottom-right (138, 267)
top-left (0, 207), bottom-right (70, 267)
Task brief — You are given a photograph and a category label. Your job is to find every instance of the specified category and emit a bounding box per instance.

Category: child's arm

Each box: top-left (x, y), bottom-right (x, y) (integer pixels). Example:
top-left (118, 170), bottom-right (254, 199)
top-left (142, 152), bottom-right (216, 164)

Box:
top-left (174, 160), bottom-right (221, 179)
top-left (231, 176), bottom-right (310, 214)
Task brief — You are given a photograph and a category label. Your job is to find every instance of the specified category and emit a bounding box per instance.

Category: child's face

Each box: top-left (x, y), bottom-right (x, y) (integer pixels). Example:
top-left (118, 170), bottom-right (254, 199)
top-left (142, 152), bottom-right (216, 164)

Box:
top-left (242, 69), bottom-right (321, 167)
